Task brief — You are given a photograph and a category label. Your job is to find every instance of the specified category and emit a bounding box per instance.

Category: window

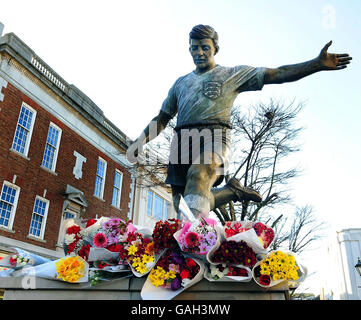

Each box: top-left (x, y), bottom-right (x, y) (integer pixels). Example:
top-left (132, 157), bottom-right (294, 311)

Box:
top-left (146, 190), bottom-right (170, 220)
top-left (0, 182), bottom-right (20, 229)
top-left (11, 102), bottom-right (36, 156)
top-left (112, 170), bottom-right (123, 208)
top-left (29, 196), bottom-right (49, 239)
top-left (42, 122), bottom-right (62, 171)
top-left (94, 157), bottom-right (107, 199)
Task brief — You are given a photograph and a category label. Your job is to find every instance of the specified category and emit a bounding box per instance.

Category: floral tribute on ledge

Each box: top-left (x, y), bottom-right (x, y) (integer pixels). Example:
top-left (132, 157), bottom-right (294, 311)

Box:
top-left (0, 202), bottom-right (307, 299)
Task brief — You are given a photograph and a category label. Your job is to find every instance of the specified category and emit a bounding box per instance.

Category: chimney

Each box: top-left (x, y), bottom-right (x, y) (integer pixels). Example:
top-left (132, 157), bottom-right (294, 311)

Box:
top-left (0, 22), bottom-right (4, 37)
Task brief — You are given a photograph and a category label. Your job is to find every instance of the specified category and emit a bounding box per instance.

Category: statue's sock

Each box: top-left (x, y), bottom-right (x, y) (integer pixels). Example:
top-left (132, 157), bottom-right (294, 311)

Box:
top-left (183, 194), bottom-right (210, 218)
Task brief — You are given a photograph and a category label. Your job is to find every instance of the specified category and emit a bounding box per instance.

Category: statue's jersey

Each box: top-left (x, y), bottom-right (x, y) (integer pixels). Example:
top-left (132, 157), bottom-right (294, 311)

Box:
top-left (161, 65), bottom-right (266, 128)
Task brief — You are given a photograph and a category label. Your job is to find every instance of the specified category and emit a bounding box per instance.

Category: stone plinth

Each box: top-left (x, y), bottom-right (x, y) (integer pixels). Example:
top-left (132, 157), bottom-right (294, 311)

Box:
top-left (0, 277), bottom-right (289, 300)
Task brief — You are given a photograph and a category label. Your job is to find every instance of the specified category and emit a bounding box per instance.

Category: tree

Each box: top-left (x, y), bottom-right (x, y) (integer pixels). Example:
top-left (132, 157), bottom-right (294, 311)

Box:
top-left (214, 99), bottom-right (304, 225)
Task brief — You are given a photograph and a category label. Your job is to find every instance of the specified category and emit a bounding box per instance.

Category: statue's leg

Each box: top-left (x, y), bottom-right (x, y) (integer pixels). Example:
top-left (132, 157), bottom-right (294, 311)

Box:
top-left (171, 185), bottom-right (184, 214)
top-left (183, 151), bottom-right (220, 218)
top-left (210, 178), bottom-right (263, 211)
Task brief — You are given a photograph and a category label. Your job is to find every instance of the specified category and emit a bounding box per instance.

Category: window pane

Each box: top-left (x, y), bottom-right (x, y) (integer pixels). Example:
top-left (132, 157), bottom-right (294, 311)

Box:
top-left (29, 198), bottom-right (47, 237)
top-left (112, 188), bottom-right (119, 207)
top-left (163, 201), bottom-right (169, 220)
top-left (153, 194), bottom-right (163, 220)
top-left (42, 125), bottom-right (60, 170)
top-left (97, 159), bottom-right (106, 177)
top-left (147, 191), bottom-right (153, 215)
top-left (12, 125), bottom-right (28, 154)
top-left (94, 176), bottom-right (102, 197)
top-left (12, 106), bottom-right (34, 154)
top-left (64, 211), bottom-right (75, 220)
top-left (0, 185), bottom-right (17, 227)
top-left (114, 171), bottom-right (121, 188)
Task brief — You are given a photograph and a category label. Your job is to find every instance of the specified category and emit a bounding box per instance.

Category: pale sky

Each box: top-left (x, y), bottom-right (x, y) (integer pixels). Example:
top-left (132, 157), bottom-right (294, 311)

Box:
top-left (1, 0), bottom-right (360, 295)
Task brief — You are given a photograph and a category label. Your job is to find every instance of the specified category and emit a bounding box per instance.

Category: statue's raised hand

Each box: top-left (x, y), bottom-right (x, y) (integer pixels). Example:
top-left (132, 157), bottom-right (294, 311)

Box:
top-left (318, 41), bottom-right (352, 71)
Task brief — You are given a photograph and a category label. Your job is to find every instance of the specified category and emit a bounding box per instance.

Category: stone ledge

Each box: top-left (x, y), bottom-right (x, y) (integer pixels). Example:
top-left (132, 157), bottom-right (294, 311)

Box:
top-left (0, 277), bottom-right (289, 300)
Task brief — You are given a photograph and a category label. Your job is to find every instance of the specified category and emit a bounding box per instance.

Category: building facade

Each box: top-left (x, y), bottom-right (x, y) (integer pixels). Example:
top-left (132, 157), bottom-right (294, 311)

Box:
top-left (323, 228), bottom-right (361, 300)
top-left (0, 28), bottom-right (135, 260)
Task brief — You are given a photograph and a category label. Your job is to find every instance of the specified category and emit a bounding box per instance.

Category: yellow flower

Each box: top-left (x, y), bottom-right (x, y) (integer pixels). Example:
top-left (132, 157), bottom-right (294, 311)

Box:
top-left (55, 256), bottom-right (85, 283)
top-left (136, 263), bottom-right (148, 274)
top-left (165, 270), bottom-right (177, 280)
top-left (142, 254), bottom-right (155, 264)
top-left (149, 267), bottom-right (167, 287)
top-left (131, 257), bottom-right (141, 267)
top-left (127, 245), bottom-right (138, 256)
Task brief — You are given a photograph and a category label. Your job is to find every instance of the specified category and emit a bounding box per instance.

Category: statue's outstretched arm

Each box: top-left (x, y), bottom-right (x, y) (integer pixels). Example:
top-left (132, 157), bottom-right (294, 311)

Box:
top-left (264, 41), bottom-right (352, 85)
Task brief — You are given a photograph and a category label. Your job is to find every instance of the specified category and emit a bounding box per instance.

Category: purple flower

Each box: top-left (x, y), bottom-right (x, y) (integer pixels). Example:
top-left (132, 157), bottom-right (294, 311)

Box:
top-left (172, 253), bottom-right (184, 265)
top-left (205, 232), bottom-right (217, 245)
top-left (171, 277), bottom-right (181, 290)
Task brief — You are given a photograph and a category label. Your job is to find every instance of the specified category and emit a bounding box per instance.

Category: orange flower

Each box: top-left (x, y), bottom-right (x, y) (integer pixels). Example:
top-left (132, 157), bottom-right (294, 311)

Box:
top-left (145, 242), bottom-right (155, 255)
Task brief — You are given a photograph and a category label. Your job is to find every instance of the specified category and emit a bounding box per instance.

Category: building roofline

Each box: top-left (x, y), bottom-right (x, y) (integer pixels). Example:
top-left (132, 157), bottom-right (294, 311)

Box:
top-left (0, 32), bottom-right (132, 151)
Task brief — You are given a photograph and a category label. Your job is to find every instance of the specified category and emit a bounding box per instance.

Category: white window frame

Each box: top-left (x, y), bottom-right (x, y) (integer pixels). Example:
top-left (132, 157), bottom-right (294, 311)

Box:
top-left (111, 169), bottom-right (123, 208)
top-left (94, 157), bottom-right (107, 199)
top-left (28, 196), bottom-right (49, 240)
top-left (146, 190), bottom-right (170, 220)
top-left (41, 122), bottom-right (62, 172)
top-left (11, 102), bottom-right (37, 157)
top-left (0, 181), bottom-right (20, 231)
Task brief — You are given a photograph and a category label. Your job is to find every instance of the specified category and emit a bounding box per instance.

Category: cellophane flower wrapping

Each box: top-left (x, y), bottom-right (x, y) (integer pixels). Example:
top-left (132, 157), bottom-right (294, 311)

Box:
top-left (141, 249), bottom-right (205, 300)
top-left (0, 247), bottom-right (51, 270)
top-left (10, 255), bottom-right (89, 283)
top-left (223, 221), bottom-right (274, 253)
top-left (204, 263), bottom-right (252, 282)
top-left (252, 250), bottom-right (305, 288)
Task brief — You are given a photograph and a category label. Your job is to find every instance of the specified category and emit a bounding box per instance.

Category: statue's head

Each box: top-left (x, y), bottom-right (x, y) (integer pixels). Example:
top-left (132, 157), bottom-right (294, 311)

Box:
top-left (189, 25), bottom-right (219, 73)
top-left (189, 25), bottom-right (219, 54)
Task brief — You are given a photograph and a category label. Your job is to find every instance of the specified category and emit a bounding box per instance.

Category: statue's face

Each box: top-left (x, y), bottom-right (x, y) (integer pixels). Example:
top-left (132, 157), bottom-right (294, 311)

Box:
top-left (189, 38), bottom-right (216, 73)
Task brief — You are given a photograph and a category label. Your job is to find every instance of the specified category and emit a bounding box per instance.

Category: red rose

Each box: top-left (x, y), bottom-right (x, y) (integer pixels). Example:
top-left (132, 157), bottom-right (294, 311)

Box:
top-left (185, 258), bottom-right (197, 268)
top-left (67, 225), bottom-right (81, 235)
top-left (86, 219), bottom-right (97, 228)
top-left (107, 244), bottom-right (122, 252)
top-left (180, 269), bottom-right (190, 279)
top-left (259, 274), bottom-right (271, 286)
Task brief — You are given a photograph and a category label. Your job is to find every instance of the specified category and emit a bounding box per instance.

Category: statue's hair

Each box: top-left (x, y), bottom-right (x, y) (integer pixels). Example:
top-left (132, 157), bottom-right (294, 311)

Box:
top-left (189, 24), bottom-right (219, 54)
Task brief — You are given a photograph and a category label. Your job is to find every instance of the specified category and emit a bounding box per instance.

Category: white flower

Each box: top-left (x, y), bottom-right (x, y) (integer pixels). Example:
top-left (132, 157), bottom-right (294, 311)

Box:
top-left (64, 234), bottom-right (76, 245)
top-left (181, 278), bottom-right (192, 288)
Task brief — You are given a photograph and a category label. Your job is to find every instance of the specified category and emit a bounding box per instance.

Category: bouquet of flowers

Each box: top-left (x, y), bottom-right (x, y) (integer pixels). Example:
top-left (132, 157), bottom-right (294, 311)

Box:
top-left (174, 218), bottom-right (219, 256)
top-left (63, 216), bottom-right (135, 268)
top-left (205, 263), bottom-right (252, 282)
top-left (152, 219), bottom-right (182, 252)
top-left (208, 239), bottom-right (257, 268)
top-left (223, 221), bottom-right (274, 252)
top-left (63, 217), bottom-right (99, 261)
top-left (252, 250), bottom-right (303, 288)
top-left (141, 249), bottom-right (205, 300)
top-left (11, 255), bottom-right (89, 283)
top-left (120, 227), bottom-right (161, 277)
top-left (0, 247), bottom-right (51, 270)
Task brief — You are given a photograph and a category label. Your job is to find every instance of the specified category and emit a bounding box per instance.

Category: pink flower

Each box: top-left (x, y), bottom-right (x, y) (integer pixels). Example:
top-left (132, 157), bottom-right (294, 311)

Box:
top-left (126, 223), bottom-right (137, 236)
top-left (93, 232), bottom-right (108, 248)
top-left (185, 232), bottom-right (200, 248)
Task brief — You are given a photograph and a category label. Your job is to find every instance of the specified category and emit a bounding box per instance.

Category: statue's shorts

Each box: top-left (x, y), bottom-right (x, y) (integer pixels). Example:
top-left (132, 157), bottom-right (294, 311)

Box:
top-left (165, 124), bottom-right (232, 188)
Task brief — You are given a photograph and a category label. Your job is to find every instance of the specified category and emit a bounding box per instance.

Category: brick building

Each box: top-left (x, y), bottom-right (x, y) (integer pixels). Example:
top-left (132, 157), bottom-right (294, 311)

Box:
top-left (0, 25), bottom-right (136, 260)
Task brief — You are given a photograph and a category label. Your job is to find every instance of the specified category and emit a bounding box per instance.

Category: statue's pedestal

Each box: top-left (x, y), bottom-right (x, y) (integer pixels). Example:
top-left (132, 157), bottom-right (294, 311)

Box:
top-left (0, 277), bottom-right (289, 300)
